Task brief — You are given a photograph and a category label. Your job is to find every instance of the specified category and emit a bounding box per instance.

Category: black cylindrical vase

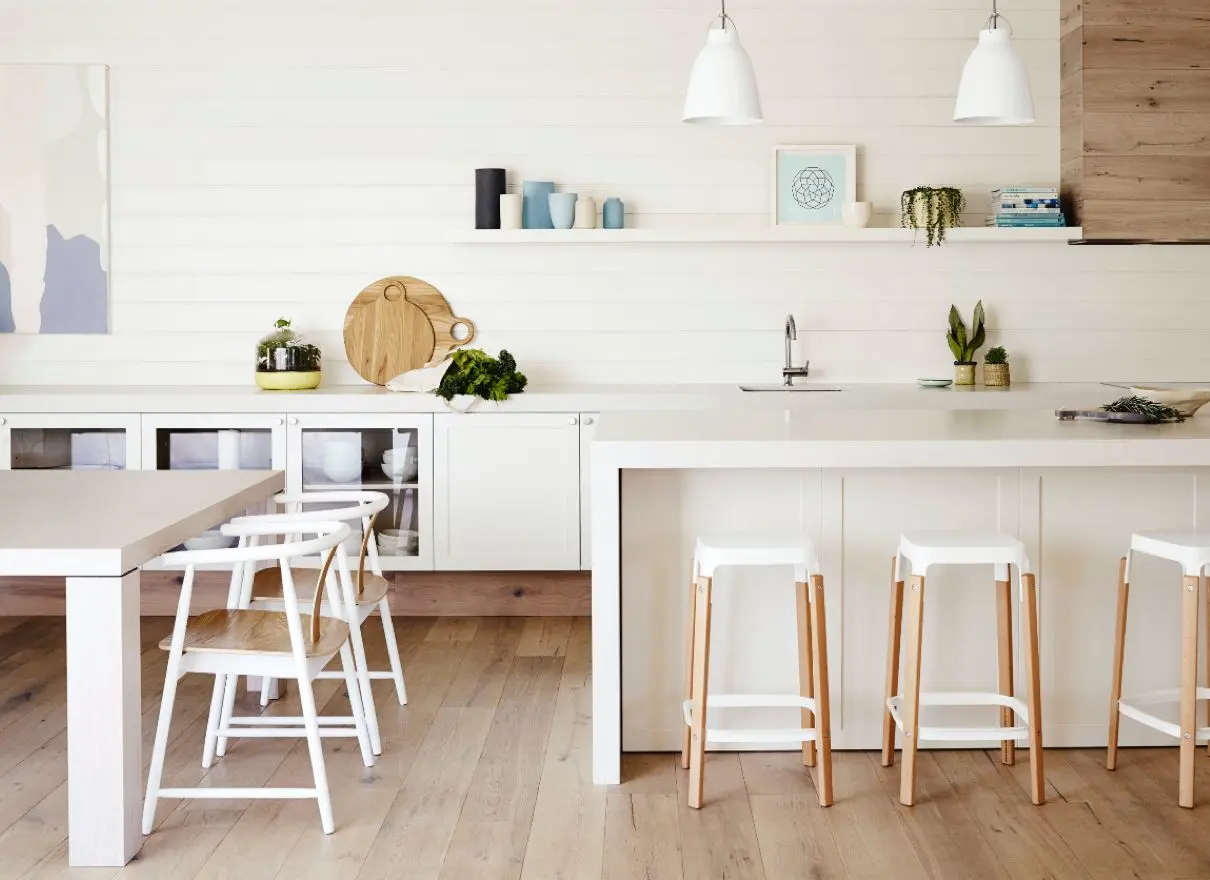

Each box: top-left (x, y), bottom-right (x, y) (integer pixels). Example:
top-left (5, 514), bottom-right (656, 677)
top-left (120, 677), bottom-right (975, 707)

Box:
top-left (475, 168), bottom-right (507, 229)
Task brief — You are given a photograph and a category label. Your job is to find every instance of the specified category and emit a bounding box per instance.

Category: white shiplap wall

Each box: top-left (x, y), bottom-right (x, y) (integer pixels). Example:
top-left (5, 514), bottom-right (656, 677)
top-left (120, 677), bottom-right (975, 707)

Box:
top-left (2, 0), bottom-right (1208, 386)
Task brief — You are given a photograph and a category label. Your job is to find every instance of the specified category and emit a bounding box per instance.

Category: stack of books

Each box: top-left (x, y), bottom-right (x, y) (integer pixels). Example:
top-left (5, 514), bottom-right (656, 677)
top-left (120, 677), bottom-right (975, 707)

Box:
top-left (987, 186), bottom-right (1065, 227)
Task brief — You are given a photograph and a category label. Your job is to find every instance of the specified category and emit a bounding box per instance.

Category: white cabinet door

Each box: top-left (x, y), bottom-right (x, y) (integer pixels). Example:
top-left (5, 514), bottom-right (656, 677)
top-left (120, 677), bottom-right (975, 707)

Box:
top-left (434, 413), bottom-right (581, 570)
top-left (0, 413), bottom-right (141, 471)
top-left (580, 413), bottom-right (598, 570)
top-left (285, 413), bottom-right (434, 571)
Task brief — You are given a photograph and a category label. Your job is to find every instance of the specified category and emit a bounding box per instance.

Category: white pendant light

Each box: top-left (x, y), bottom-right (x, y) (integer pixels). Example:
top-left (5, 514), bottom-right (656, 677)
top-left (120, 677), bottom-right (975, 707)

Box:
top-left (683, 0), bottom-right (762, 125)
top-left (953, 0), bottom-right (1034, 126)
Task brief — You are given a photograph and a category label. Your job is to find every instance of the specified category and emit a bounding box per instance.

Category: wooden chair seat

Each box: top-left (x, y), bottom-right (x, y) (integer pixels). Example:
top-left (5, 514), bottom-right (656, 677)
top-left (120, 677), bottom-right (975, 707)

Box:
top-left (251, 567), bottom-right (390, 606)
top-left (160, 609), bottom-right (349, 658)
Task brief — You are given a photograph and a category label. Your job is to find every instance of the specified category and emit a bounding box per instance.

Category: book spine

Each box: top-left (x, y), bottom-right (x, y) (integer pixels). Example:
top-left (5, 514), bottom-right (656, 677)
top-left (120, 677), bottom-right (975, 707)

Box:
top-left (995, 208), bottom-right (1062, 215)
top-left (991, 187), bottom-right (1060, 194)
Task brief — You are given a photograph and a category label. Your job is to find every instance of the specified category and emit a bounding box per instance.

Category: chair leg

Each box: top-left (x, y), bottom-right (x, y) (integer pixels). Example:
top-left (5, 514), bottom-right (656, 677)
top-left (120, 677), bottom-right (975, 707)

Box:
top-left (201, 674), bottom-right (227, 769)
top-left (795, 579), bottom-right (816, 768)
top-left (1180, 574), bottom-right (1199, 808)
top-left (142, 657), bottom-right (181, 835)
top-left (687, 575), bottom-right (712, 810)
top-left (809, 575), bottom-right (833, 807)
top-left (214, 673), bottom-right (239, 758)
top-left (996, 576), bottom-right (1016, 766)
top-left (346, 618), bottom-right (383, 756)
top-left (1022, 573), bottom-right (1046, 806)
top-left (340, 642), bottom-right (375, 767)
top-left (882, 557), bottom-right (905, 768)
top-left (680, 563), bottom-right (698, 771)
top-left (296, 671), bottom-right (335, 834)
top-left (378, 598), bottom-right (408, 706)
top-left (1107, 558), bottom-right (1129, 771)
top-left (900, 574), bottom-right (926, 806)
top-left (259, 676), bottom-right (273, 708)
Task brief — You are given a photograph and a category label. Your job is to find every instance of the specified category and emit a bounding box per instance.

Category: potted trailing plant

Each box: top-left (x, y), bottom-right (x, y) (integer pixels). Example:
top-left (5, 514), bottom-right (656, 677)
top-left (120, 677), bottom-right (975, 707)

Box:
top-left (984, 346), bottom-right (1010, 387)
top-left (902, 186), bottom-right (965, 247)
top-left (946, 301), bottom-right (986, 385)
top-left (255, 318), bottom-right (322, 390)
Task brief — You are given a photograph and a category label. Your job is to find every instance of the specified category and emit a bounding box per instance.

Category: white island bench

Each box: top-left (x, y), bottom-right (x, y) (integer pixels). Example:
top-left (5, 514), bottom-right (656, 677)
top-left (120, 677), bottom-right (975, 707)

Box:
top-left (589, 408), bottom-right (1210, 784)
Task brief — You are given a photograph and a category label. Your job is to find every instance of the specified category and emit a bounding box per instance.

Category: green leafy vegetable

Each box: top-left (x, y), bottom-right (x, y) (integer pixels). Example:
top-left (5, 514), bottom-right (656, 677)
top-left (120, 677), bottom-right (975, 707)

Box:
top-left (1101, 395), bottom-right (1186, 423)
top-left (436, 349), bottom-right (528, 402)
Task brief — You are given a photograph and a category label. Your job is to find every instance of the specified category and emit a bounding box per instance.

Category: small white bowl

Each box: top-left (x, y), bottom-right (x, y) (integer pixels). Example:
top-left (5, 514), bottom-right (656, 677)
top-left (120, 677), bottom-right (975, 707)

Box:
top-left (378, 528), bottom-right (419, 555)
top-left (183, 530), bottom-right (236, 552)
top-left (381, 461), bottom-right (419, 482)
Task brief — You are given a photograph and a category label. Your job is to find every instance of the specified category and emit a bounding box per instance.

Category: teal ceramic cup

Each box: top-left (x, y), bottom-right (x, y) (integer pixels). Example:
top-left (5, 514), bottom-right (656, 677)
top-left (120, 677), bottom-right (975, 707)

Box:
top-left (548, 192), bottom-right (578, 230)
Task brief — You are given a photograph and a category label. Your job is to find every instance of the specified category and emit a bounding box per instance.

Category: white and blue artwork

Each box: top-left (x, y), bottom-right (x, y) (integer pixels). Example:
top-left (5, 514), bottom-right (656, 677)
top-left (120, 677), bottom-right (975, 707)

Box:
top-left (0, 65), bottom-right (109, 334)
top-left (773, 145), bottom-right (857, 226)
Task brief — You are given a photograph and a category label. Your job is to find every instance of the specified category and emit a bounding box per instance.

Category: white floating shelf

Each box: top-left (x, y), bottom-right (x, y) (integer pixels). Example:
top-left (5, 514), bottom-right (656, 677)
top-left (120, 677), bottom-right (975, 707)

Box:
top-left (447, 227), bottom-right (1081, 244)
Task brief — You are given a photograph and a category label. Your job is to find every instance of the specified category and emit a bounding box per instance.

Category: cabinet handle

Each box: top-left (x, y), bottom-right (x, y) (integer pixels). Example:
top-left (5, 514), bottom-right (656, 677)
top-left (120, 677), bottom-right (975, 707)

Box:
top-left (568, 416), bottom-right (578, 426)
top-left (287, 417), bottom-right (299, 426)
top-left (276, 418), bottom-right (284, 426)
top-left (0, 417), bottom-right (6, 427)
top-left (583, 416), bottom-right (594, 425)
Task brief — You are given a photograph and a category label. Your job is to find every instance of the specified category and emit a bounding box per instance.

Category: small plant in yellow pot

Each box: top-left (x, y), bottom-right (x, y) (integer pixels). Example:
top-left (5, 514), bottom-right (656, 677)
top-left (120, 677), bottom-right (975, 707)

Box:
top-left (946, 301), bottom-right (985, 385)
top-left (255, 318), bottom-right (322, 390)
top-left (984, 346), bottom-right (1010, 387)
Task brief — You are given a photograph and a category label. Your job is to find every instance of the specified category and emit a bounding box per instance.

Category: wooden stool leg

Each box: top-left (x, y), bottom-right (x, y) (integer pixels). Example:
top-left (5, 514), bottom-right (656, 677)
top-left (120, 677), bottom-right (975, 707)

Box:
top-left (809, 575), bottom-right (833, 807)
top-left (795, 579), bottom-right (816, 767)
top-left (996, 576), bottom-right (1016, 766)
top-left (1022, 573), bottom-right (1045, 805)
top-left (1180, 574), bottom-right (1199, 809)
top-left (881, 557), bottom-right (905, 767)
top-left (900, 574), bottom-right (926, 806)
top-left (1107, 558), bottom-right (1129, 771)
top-left (680, 562), bottom-right (698, 771)
top-left (687, 575), bottom-right (713, 810)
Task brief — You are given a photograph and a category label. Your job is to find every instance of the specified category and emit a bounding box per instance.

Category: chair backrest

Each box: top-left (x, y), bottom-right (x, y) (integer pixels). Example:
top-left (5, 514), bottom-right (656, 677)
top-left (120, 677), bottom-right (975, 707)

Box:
top-left (160, 519), bottom-right (351, 646)
top-left (236, 490), bottom-right (390, 598)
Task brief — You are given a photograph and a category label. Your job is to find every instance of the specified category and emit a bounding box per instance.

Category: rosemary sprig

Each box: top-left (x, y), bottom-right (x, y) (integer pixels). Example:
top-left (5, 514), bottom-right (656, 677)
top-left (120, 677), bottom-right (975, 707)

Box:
top-left (1101, 395), bottom-right (1186, 423)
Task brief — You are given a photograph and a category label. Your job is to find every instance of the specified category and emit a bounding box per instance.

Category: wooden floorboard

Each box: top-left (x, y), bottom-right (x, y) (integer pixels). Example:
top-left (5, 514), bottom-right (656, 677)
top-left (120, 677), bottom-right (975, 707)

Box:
top-left (0, 617), bottom-right (1210, 879)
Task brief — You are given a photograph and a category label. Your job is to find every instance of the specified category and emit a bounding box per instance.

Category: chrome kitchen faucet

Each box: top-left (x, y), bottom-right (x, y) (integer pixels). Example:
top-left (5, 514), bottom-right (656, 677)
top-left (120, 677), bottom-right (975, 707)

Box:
top-left (782, 314), bottom-right (811, 386)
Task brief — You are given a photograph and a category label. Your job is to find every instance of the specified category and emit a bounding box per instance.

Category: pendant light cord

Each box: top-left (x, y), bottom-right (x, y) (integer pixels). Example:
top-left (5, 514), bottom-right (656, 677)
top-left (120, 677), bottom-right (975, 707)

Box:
top-left (720, 0), bottom-right (730, 30)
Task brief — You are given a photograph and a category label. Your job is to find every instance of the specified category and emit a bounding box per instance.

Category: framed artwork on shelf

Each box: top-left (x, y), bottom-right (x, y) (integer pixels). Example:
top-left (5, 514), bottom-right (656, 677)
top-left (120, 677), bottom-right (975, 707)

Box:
top-left (772, 145), bottom-right (857, 226)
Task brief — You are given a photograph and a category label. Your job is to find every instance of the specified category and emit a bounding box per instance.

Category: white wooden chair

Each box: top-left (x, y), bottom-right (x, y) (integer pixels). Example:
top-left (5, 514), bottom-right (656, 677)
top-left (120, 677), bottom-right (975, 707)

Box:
top-left (234, 491), bottom-right (407, 757)
top-left (142, 519), bottom-right (373, 836)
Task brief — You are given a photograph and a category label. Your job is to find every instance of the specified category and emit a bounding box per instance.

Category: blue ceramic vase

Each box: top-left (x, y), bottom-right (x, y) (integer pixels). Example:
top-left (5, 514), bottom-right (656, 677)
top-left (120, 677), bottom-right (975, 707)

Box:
top-left (548, 192), bottom-right (578, 229)
top-left (523, 181), bottom-right (556, 229)
top-left (603, 197), bottom-right (625, 229)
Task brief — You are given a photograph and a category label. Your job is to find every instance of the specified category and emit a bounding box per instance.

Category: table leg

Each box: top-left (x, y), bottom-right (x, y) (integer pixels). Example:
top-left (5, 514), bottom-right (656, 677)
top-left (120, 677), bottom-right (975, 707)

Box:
top-left (66, 572), bottom-right (142, 867)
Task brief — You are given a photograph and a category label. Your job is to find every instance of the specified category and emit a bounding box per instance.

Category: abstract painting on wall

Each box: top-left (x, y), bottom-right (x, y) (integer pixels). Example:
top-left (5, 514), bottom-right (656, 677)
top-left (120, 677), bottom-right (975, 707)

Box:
top-left (0, 65), bottom-right (109, 334)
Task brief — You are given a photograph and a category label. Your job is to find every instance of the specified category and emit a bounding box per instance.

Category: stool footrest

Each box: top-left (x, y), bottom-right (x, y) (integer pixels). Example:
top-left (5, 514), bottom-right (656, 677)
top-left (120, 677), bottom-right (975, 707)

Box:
top-left (682, 695), bottom-right (821, 745)
top-left (887, 692), bottom-right (1031, 743)
top-left (1118, 688), bottom-right (1210, 742)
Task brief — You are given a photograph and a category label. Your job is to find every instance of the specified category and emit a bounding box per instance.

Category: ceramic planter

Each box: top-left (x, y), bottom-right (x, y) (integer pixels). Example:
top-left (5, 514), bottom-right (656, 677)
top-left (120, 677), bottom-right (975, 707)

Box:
top-left (954, 363), bottom-right (976, 385)
top-left (984, 363), bottom-right (1010, 387)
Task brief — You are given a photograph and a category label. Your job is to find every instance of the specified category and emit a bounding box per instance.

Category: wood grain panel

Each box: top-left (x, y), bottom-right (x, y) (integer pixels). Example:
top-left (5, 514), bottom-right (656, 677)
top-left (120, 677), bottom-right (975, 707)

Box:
top-left (1082, 157), bottom-right (1210, 201)
top-left (0, 571), bottom-right (590, 616)
top-left (1084, 112), bottom-right (1210, 156)
top-left (1084, 0), bottom-right (1210, 28)
top-left (1082, 26), bottom-right (1210, 70)
top-left (1079, 200), bottom-right (1210, 239)
top-left (1084, 69), bottom-right (1210, 113)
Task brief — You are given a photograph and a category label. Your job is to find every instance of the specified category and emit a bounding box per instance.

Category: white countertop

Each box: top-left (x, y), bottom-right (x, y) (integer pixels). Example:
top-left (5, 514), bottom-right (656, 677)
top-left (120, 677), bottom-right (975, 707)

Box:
top-left (0, 382), bottom-right (1144, 414)
top-left (591, 407), bottom-right (1210, 469)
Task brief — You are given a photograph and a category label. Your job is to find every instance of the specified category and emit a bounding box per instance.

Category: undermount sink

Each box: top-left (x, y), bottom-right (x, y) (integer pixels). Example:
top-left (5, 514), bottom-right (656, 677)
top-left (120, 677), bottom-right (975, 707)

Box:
top-left (739, 384), bottom-right (843, 392)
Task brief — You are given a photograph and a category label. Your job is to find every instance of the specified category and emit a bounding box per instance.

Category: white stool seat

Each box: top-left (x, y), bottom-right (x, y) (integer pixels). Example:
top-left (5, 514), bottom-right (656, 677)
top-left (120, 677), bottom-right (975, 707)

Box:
top-left (694, 533), bottom-right (821, 581)
top-left (898, 530), bottom-right (1029, 581)
top-left (1130, 530), bottom-right (1210, 576)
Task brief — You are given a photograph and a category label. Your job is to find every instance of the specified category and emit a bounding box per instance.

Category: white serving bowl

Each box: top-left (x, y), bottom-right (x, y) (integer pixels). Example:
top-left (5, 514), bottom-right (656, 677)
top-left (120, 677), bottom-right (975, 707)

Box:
top-left (183, 529), bottom-right (237, 552)
top-left (1130, 386), bottom-right (1210, 417)
top-left (378, 528), bottom-right (419, 556)
top-left (380, 461), bottom-right (419, 482)
top-left (321, 446), bottom-right (362, 483)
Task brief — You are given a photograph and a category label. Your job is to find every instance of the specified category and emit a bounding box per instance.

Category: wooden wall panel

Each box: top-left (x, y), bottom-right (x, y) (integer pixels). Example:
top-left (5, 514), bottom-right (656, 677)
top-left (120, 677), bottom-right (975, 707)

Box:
top-left (1083, 112), bottom-right (1210, 156)
top-left (1083, 70), bottom-right (1210, 114)
top-left (1082, 157), bottom-right (1210, 201)
top-left (1082, 27), bottom-right (1210, 70)
top-left (1083, 0), bottom-right (1210, 28)
top-left (0, 571), bottom-right (590, 617)
top-left (1077, 200), bottom-right (1210, 240)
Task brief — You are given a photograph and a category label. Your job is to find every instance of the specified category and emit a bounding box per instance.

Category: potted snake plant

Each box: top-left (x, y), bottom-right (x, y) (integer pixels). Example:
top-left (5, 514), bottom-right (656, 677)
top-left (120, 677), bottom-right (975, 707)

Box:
top-left (946, 301), bottom-right (986, 385)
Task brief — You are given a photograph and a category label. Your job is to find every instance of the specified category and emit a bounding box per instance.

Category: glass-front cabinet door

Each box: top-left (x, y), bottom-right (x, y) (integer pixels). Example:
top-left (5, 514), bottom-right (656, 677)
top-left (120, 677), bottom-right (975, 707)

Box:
top-left (0, 413), bottom-right (141, 470)
top-left (286, 414), bottom-right (433, 571)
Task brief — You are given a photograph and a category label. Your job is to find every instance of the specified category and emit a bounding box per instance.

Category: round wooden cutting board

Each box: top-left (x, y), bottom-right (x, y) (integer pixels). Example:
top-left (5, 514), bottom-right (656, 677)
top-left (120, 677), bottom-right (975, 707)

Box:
top-left (343, 276), bottom-right (476, 386)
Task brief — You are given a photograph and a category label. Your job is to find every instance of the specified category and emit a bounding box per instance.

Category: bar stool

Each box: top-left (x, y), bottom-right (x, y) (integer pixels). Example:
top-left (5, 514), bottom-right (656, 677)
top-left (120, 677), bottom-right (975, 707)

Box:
top-left (1108, 531), bottom-right (1210, 808)
top-left (680, 534), bottom-right (832, 810)
top-left (882, 531), bottom-right (1044, 806)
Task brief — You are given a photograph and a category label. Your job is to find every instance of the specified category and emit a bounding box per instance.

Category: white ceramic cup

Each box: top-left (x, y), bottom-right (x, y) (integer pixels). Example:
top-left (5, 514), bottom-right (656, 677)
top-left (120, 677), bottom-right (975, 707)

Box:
top-left (574, 196), bottom-right (597, 229)
top-left (499, 193), bottom-right (523, 230)
top-left (842, 202), bottom-right (872, 228)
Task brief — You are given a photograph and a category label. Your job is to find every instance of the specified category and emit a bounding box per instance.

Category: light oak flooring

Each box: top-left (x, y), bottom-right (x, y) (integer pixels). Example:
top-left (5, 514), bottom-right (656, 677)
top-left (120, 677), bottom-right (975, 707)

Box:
top-left (0, 615), bottom-right (1208, 878)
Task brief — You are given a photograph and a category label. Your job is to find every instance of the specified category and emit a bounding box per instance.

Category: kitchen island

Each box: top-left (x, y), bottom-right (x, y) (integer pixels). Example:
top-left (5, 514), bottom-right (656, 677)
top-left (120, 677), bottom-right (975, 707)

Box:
top-left (590, 407), bottom-right (1210, 784)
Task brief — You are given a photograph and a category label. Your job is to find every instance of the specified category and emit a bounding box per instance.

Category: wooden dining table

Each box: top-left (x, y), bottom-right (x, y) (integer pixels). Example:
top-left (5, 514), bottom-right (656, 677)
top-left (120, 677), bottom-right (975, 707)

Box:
top-left (0, 468), bottom-right (285, 867)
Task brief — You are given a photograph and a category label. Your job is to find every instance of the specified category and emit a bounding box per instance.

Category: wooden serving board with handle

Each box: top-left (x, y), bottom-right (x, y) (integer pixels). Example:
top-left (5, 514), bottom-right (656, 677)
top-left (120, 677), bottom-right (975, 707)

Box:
top-left (343, 275), bottom-right (476, 386)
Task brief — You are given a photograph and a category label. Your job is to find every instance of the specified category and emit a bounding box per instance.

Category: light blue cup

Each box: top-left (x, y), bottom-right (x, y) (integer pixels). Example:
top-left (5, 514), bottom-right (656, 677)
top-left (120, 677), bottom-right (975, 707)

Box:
top-left (548, 192), bottom-right (578, 230)
top-left (522, 181), bottom-right (556, 229)
top-left (603, 197), bottom-right (625, 229)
